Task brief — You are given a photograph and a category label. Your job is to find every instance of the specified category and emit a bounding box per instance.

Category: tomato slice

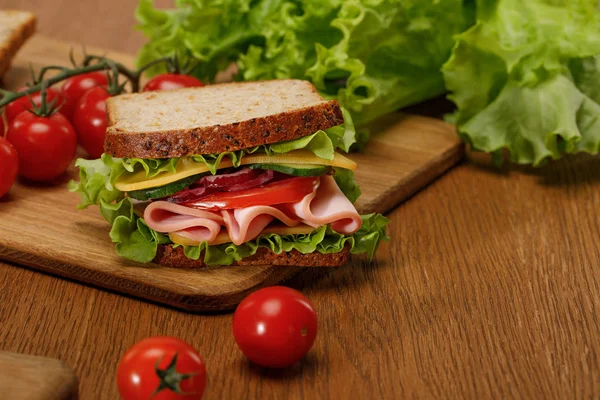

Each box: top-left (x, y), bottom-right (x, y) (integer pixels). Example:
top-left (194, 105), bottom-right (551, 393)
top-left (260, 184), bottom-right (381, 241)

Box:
top-left (184, 176), bottom-right (319, 210)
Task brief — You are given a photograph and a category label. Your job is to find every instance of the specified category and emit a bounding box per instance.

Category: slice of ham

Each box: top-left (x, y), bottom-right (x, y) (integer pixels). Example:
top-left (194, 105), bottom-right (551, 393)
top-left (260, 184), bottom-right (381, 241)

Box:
top-left (222, 206), bottom-right (300, 245)
top-left (143, 175), bottom-right (361, 245)
top-left (144, 201), bottom-right (224, 243)
top-left (290, 175), bottom-right (362, 234)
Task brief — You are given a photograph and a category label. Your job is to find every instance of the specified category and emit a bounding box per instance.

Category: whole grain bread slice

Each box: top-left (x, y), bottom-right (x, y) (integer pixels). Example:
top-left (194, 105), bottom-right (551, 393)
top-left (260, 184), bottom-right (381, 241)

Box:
top-left (154, 245), bottom-right (350, 269)
top-left (105, 79), bottom-right (343, 158)
top-left (0, 10), bottom-right (36, 79)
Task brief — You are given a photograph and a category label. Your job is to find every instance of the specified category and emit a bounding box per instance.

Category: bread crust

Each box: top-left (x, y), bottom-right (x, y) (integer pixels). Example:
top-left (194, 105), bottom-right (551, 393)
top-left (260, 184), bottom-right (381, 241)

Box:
top-left (154, 245), bottom-right (350, 268)
top-left (0, 11), bottom-right (36, 79)
top-left (104, 100), bottom-right (344, 158)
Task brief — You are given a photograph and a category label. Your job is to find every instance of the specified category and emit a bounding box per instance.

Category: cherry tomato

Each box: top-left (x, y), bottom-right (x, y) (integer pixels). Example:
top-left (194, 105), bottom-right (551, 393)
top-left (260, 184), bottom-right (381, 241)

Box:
top-left (143, 73), bottom-right (204, 92)
top-left (60, 71), bottom-right (109, 121)
top-left (185, 176), bottom-right (319, 210)
top-left (6, 111), bottom-right (77, 182)
top-left (233, 286), bottom-right (318, 368)
top-left (5, 87), bottom-right (66, 123)
top-left (1, 114), bottom-right (4, 135)
top-left (117, 336), bottom-right (206, 400)
top-left (0, 136), bottom-right (18, 198)
top-left (72, 86), bottom-right (110, 158)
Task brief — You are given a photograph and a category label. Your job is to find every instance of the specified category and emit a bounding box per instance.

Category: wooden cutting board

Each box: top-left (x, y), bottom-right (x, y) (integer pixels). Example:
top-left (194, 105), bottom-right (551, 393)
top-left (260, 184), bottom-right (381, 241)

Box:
top-left (0, 35), bottom-right (463, 311)
top-left (0, 351), bottom-right (78, 400)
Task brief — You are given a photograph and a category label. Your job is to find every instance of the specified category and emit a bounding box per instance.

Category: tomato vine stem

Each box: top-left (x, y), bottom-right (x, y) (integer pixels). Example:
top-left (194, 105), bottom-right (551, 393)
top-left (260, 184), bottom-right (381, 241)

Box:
top-left (0, 54), bottom-right (172, 108)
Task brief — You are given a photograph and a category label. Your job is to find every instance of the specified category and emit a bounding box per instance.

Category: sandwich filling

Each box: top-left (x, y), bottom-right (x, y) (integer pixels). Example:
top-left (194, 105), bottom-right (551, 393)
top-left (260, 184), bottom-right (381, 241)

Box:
top-left (70, 122), bottom-right (388, 266)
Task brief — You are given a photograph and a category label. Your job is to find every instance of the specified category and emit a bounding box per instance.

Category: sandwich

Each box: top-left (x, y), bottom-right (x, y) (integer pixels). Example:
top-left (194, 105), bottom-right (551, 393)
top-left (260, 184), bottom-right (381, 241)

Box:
top-left (70, 79), bottom-right (388, 268)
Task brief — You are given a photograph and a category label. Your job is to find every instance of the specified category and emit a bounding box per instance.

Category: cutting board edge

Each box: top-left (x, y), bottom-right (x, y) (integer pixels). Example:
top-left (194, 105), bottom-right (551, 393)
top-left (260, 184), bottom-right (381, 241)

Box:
top-left (0, 229), bottom-right (301, 294)
top-left (0, 245), bottom-right (298, 312)
top-left (358, 141), bottom-right (465, 215)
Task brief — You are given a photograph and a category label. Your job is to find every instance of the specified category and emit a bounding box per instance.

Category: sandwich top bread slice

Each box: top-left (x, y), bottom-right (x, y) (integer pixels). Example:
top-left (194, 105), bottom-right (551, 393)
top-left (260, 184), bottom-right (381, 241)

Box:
top-left (70, 79), bottom-right (388, 268)
top-left (104, 80), bottom-right (343, 158)
top-left (0, 10), bottom-right (36, 80)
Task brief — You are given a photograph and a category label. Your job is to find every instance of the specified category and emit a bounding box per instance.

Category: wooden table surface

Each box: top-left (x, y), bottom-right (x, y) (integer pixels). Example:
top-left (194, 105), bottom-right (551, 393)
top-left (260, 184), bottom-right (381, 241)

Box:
top-left (2, 1), bottom-right (600, 399)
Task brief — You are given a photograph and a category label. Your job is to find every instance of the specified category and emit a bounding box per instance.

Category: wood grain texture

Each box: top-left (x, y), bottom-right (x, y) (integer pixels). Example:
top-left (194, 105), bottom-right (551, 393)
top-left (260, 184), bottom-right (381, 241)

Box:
top-left (0, 35), bottom-right (461, 311)
top-left (0, 351), bottom-right (77, 400)
top-left (0, 3), bottom-right (599, 399)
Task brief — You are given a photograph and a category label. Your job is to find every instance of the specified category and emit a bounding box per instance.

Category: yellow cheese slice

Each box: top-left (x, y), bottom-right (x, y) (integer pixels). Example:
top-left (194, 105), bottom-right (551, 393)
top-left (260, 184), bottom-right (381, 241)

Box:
top-left (169, 224), bottom-right (316, 246)
top-left (115, 150), bottom-right (357, 192)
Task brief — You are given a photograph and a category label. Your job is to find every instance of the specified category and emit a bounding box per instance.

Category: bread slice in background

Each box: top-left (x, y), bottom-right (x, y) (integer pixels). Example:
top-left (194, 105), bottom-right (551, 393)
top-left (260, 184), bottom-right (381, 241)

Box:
top-left (105, 79), bottom-right (344, 158)
top-left (0, 10), bottom-right (36, 80)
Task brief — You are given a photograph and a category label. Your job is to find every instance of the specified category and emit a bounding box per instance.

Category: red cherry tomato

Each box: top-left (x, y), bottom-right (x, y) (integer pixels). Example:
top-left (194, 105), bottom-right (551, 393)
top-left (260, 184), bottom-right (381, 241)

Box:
top-left (6, 111), bottom-right (76, 182)
top-left (117, 336), bottom-right (206, 400)
top-left (143, 73), bottom-right (204, 92)
top-left (72, 86), bottom-right (110, 158)
top-left (5, 87), bottom-right (66, 123)
top-left (233, 286), bottom-right (318, 368)
top-left (185, 176), bottom-right (319, 210)
top-left (1, 114), bottom-right (4, 135)
top-left (0, 136), bottom-right (18, 198)
top-left (60, 71), bottom-right (109, 121)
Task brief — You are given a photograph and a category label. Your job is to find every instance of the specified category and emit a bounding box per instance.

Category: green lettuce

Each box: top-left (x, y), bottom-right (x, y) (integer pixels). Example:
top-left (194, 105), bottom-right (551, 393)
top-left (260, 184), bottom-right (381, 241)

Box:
top-left (135, 0), bottom-right (473, 126)
top-left (100, 198), bottom-right (170, 262)
top-left (442, 0), bottom-right (600, 166)
top-left (181, 213), bottom-right (389, 266)
top-left (191, 120), bottom-right (356, 173)
top-left (333, 168), bottom-right (360, 203)
top-left (135, 0), bottom-right (600, 166)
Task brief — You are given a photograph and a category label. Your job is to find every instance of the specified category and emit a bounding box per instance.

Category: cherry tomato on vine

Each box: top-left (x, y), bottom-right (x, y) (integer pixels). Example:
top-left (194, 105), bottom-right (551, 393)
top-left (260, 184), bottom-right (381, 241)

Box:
top-left (117, 336), bottom-right (206, 400)
top-left (143, 73), bottom-right (204, 92)
top-left (0, 136), bottom-right (18, 198)
top-left (6, 111), bottom-right (76, 182)
top-left (4, 87), bottom-right (66, 123)
top-left (72, 86), bottom-right (110, 158)
top-left (60, 71), bottom-right (109, 121)
top-left (232, 286), bottom-right (318, 368)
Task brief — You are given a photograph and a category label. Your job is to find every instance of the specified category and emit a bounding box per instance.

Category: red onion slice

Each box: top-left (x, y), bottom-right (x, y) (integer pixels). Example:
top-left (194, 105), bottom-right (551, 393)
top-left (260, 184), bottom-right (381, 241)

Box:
top-left (194, 168), bottom-right (263, 189)
top-left (226, 169), bottom-right (274, 191)
top-left (167, 186), bottom-right (210, 203)
top-left (166, 168), bottom-right (279, 204)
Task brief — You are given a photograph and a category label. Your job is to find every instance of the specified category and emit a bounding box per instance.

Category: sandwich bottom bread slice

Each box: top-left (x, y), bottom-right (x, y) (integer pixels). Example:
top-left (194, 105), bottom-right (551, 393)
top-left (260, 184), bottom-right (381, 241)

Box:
top-left (70, 80), bottom-right (388, 268)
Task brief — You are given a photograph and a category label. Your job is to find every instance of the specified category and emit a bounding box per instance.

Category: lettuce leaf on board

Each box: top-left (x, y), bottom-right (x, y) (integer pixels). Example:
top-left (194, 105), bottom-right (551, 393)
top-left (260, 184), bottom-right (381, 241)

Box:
top-left (442, 0), bottom-right (600, 166)
top-left (135, 0), bottom-right (473, 126)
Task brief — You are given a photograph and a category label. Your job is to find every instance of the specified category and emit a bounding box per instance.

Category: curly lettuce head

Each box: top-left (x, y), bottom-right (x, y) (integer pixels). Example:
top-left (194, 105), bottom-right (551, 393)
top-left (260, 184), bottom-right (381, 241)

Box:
top-left (443, 0), bottom-right (600, 166)
top-left (136, 0), bottom-right (473, 126)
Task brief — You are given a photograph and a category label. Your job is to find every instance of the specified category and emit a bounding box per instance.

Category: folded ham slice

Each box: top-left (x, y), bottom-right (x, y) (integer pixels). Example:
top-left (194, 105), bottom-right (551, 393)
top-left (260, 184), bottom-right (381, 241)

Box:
top-left (289, 175), bottom-right (362, 234)
top-left (143, 175), bottom-right (362, 245)
top-left (144, 202), bottom-right (223, 243)
top-left (222, 206), bottom-right (301, 245)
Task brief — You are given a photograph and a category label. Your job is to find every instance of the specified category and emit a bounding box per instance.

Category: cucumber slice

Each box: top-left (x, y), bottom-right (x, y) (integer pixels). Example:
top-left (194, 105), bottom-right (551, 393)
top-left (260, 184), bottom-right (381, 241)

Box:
top-left (127, 172), bottom-right (208, 200)
top-left (248, 163), bottom-right (332, 177)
